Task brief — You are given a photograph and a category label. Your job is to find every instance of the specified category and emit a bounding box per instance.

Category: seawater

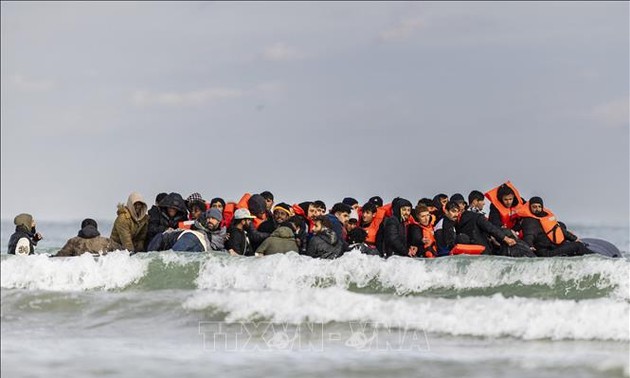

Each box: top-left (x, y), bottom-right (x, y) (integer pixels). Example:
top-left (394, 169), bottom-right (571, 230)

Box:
top-left (1, 220), bottom-right (629, 378)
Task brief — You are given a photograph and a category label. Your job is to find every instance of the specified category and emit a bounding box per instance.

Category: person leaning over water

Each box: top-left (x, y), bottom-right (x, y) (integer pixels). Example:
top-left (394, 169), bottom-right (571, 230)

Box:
top-left (110, 192), bottom-right (149, 252)
top-left (55, 219), bottom-right (121, 257)
top-left (8, 213), bottom-right (43, 255)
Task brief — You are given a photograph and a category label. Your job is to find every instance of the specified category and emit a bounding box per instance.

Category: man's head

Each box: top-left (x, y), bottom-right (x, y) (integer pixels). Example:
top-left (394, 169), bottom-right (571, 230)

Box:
top-left (210, 197), bottom-right (226, 212)
top-left (347, 227), bottom-right (367, 244)
top-left (233, 208), bottom-right (256, 227)
top-left (260, 191), bottom-right (274, 211)
top-left (345, 218), bottom-right (358, 233)
top-left (189, 201), bottom-right (206, 220)
top-left (394, 198), bottom-right (413, 221)
top-left (283, 215), bottom-right (304, 234)
top-left (468, 190), bottom-right (485, 211)
top-left (529, 196), bottom-right (544, 216)
top-left (434, 194), bottom-right (449, 207)
top-left (331, 203), bottom-right (352, 225)
top-left (311, 215), bottom-right (333, 234)
top-left (417, 198), bottom-right (437, 213)
top-left (444, 201), bottom-right (461, 221)
top-left (206, 208), bottom-right (223, 230)
top-left (306, 203), bottom-right (319, 219)
top-left (368, 196), bottom-right (383, 208)
top-left (342, 197), bottom-right (360, 211)
top-left (313, 200), bottom-right (327, 216)
top-left (247, 194), bottom-right (267, 219)
top-left (166, 207), bottom-right (178, 218)
top-left (497, 184), bottom-right (516, 208)
top-left (361, 202), bottom-right (377, 224)
top-left (415, 205), bottom-right (431, 226)
top-left (450, 193), bottom-right (467, 211)
top-left (155, 192), bottom-right (168, 206)
top-left (80, 218), bottom-right (98, 230)
top-left (272, 203), bottom-right (292, 224)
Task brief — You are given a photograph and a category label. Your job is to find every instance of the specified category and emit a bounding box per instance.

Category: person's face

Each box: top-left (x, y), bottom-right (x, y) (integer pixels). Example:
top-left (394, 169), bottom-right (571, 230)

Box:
top-left (400, 206), bottom-right (412, 220)
top-left (419, 211), bottom-right (431, 226)
top-left (472, 199), bottom-right (485, 211)
top-left (273, 209), bottom-right (289, 224)
top-left (457, 202), bottom-right (466, 212)
top-left (207, 217), bottom-right (220, 230)
top-left (440, 197), bottom-right (448, 206)
top-left (244, 219), bottom-right (252, 227)
top-left (167, 208), bottom-right (177, 217)
top-left (307, 205), bottom-right (318, 220)
top-left (336, 212), bottom-right (350, 225)
top-left (211, 202), bottom-right (224, 212)
top-left (134, 203), bottom-right (144, 215)
top-left (530, 203), bottom-right (543, 216)
top-left (446, 207), bottom-right (460, 221)
top-left (501, 194), bottom-right (515, 208)
top-left (345, 221), bottom-right (357, 233)
top-left (190, 207), bottom-right (203, 220)
top-left (317, 207), bottom-right (326, 216)
top-left (427, 205), bottom-right (437, 213)
top-left (312, 221), bottom-right (322, 234)
top-left (265, 199), bottom-right (274, 211)
top-left (362, 210), bottom-right (375, 224)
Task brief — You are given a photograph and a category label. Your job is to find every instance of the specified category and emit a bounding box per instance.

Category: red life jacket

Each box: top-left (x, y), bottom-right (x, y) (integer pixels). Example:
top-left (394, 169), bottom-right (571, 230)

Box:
top-left (451, 244), bottom-right (485, 255)
top-left (420, 223), bottom-right (437, 258)
top-left (517, 204), bottom-right (565, 245)
top-left (223, 202), bottom-right (237, 227)
top-left (292, 203), bottom-right (314, 232)
top-left (177, 220), bottom-right (194, 230)
top-left (485, 181), bottom-right (524, 229)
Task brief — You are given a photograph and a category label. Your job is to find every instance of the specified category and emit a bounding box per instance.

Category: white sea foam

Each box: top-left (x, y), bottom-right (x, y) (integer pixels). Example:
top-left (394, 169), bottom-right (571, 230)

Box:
top-left (0, 251), bottom-right (148, 291)
top-left (184, 287), bottom-right (630, 341)
top-left (196, 251), bottom-right (630, 299)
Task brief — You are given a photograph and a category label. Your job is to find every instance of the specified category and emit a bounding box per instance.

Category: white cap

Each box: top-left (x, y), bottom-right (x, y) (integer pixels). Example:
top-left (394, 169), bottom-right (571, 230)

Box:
top-left (234, 208), bottom-right (256, 220)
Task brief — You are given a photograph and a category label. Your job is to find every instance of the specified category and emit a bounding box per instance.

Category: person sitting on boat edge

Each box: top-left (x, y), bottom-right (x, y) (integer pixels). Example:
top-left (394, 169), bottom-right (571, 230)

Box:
top-left (55, 219), bottom-right (121, 257)
top-left (110, 192), bottom-right (148, 252)
top-left (518, 196), bottom-right (594, 257)
top-left (8, 213), bottom-right (43, 255)
top-left (377, 197), bottom-right (416, 258)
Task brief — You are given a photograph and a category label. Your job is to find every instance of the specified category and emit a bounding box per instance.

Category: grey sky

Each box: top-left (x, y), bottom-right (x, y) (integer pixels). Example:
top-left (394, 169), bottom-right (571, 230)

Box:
top-left (1, 1), bottom-right (628, 224)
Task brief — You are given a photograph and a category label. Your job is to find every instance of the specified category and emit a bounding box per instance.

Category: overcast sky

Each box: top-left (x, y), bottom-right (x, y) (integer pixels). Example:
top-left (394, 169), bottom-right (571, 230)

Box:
top-left (1, 1), bottom-right (628, 225)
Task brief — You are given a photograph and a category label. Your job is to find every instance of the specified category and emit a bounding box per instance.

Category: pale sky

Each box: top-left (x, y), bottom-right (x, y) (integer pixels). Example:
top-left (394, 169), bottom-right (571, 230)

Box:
top-left (1, 1), bottom-right (628, 225)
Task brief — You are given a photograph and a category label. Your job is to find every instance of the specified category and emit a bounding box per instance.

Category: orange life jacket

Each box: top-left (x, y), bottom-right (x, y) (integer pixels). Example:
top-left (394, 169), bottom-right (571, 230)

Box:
top-left (420, 223), bottom-right (437, 258)
top-left (517, 204), bottom-right (565, 245)
top-left (223, 202), bottom-right (237, 227)
top-left (363, 203), bottom-right (390, 245)
top-left (451, 244), bottom-right (485, 255)
top-left (485, 181), bottom-right (524, 229)
top-left (236, 193), bottom-right (251, 209)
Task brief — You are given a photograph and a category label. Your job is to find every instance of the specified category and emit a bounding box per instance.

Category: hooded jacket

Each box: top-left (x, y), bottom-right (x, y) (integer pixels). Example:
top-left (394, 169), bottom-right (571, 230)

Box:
top-left (255, 226), bottom-right (299, 256)
top-left (56, 225), bottom-right (122, 257)
top-left (147, 192), bottom-right (188, 243)
top-left (456, 210), bottom-right (511, 254)
top-left (306, 228), bottom-right (344, 259)
top-left (8, 214), bottom-right (38, 255)
top-left (377, 198), bottom-right (412, 258)
top-left (110, 192), bottom-right (149, 252)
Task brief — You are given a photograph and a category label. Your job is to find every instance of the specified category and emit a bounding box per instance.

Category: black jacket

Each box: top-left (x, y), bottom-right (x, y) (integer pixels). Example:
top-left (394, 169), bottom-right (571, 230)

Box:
top-left (307, 228), bottom-right (344, 259)
top-left (147, 192), bottom-right (188, 243)
top-left (407, 224), bottom-right (437, 257)
top-left (226, 226), bottom-right (253, 256)
top-left (8, 225), bottom-right (37, 255)
top-left (434, 217), bottom-right (457, 256)
top-left (457, 210), bottom-right (510, 254)
top-left (377, 198), bottom-right (412, 258)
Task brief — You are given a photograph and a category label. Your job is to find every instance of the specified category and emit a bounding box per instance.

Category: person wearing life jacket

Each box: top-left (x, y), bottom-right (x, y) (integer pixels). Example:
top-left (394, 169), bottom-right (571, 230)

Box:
top-left (416, 198), bottom-right (438, 225)
top-left (407, 205), bottom-right (438, 258)
top-left (361, 201), bottom-right (391, 246)
top-left (225, 208), bottom-right (257, 256)
top-left (110, 192), bottom-right (149, 252)
top-left (376, 197), bottom-right (416, 258)
top-left (147, 192), bottom-right (188, 245)
top-left (456, 190), bottom-right (518, 255)
top-left (485, 181), bottom-right (524, 232)
top-left (346, 227), bottom-right (380, 256)
top-left (8, 213), bottom-right (43, 255)
top-left (518, 197), bottom-right (593, 257)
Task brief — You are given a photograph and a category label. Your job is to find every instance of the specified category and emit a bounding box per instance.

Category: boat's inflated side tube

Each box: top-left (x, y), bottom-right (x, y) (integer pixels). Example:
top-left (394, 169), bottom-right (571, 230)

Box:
top-left (580, 238), bottom-right (621, 258)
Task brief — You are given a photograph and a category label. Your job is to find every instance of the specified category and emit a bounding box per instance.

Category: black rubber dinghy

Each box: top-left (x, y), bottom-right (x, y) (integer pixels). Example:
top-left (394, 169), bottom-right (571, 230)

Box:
top-left (581, 238), bottom-right (622, 258)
